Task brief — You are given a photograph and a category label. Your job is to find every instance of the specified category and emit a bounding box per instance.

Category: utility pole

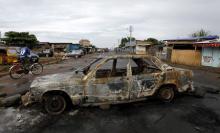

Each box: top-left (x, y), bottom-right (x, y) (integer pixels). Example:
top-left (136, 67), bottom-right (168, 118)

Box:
top-left (129, 25), bottom-right (133, 45)
top-left (0, 31), bottom-right (2, 45)
top-left (129, 25), bottom-right (133, 53)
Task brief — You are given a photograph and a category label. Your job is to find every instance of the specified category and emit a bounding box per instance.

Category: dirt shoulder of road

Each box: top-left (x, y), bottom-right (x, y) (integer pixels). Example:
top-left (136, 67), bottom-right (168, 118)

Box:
top-left (0, 57), bottom-right (63, 78)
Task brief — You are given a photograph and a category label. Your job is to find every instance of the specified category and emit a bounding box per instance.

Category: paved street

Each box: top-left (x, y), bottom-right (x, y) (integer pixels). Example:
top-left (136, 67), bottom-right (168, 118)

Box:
top-left (0, 53), bottom-right (220, 133)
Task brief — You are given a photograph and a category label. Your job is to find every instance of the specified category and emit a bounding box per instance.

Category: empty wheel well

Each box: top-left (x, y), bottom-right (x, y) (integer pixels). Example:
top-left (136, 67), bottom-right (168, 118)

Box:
top-left (158, 84), bottom-right (177, 93)
top-left (42, 90), bottom-right (73, 109)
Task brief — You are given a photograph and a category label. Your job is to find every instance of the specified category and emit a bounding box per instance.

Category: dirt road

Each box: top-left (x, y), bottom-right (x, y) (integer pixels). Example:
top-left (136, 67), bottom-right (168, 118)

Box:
top-left (0, 53), bottom-right (220, 133)
top-left (0, 54), bottom-right (95, 96)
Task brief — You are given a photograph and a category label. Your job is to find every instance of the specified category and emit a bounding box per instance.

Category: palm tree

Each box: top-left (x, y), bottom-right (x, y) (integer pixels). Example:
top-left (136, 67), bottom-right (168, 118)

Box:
top-left (191, 29), bottom-right (209, 37)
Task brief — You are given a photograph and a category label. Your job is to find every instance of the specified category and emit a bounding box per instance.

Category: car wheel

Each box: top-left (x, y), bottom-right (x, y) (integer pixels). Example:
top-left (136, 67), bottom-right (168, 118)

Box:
top-left (158, 87), bottom-right (175, 102)
top-left (44, 95), bottom-right (67, 115)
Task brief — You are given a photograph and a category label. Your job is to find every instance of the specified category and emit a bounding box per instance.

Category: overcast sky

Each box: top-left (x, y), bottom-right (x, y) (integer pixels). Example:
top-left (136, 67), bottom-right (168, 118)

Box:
top-left (0, 0), bottom-right (219, 48)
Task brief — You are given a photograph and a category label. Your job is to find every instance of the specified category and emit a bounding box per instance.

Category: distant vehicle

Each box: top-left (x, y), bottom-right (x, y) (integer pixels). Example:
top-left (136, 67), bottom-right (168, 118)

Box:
top-left (66, 44), bottom-right (84, 58)
top-left (37, 49), bottom-right (53, 57)
top-left (66, 49), bottom-right (84, 58)
top-left (30, 51), bottom-right (39, 63)
top-left (25, 55), bottom-right (194, 115)
top-left (97, 48), bottom-right (109, 53)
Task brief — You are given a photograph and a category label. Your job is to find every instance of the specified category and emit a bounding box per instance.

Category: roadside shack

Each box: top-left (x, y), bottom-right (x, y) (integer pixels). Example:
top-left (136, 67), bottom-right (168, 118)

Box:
top-left (195, 40), bottom-right (220, 67)
top-left (163, 36), bottom-right (219, 66)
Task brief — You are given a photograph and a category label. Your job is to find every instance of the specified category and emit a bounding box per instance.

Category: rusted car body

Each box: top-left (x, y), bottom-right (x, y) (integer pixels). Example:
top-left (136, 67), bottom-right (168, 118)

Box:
top-left (27, 55), bottom-right (194, 115)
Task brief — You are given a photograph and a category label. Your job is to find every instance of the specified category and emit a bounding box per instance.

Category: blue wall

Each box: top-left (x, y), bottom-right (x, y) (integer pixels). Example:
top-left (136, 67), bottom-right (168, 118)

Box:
top-left (202, 47), bottom-right (220, 67)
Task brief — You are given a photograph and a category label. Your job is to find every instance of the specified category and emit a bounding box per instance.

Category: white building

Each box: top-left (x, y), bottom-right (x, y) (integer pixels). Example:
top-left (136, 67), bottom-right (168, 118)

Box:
top-left (125, 40), bottom-right (152, 55)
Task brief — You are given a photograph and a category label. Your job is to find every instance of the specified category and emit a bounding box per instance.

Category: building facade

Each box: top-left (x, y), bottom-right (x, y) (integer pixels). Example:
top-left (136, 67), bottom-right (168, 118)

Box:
top-left (79, 39), bottom-right (91, 47)
top-left (196, 41), bottom-right (220, 67)
top-left (125, 40), bottom-right (152, 55)
top-left (50, 42), bottom-right (72, 53)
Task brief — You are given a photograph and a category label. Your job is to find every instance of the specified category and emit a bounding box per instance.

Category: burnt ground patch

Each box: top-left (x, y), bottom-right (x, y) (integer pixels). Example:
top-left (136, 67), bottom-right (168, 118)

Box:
top-left (1, 92), bottom-right (220, 133)
top-left (40, 102), bottom-right (167, 133)
top-left (38, 93), bottom-right (220, 133)
top-left (183, 105), bottom-right (220, 132)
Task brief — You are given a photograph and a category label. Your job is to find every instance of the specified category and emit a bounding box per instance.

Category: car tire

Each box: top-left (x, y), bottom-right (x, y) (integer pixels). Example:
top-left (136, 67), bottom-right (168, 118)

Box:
top-left (158, 87), bottom-right (175, 102)
top-left (44, 95), bottom-right (67, 115)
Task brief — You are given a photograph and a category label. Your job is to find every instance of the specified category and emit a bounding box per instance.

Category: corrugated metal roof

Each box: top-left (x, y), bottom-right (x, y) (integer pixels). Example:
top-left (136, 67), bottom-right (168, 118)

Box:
top-left (164, 35), bottom-right (219, 41)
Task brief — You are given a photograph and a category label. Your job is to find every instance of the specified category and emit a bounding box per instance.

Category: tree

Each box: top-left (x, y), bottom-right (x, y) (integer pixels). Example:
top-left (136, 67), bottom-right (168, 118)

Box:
top-left (119, 37), bottom-right (136, 48)
top-left (2, 31), bottom-right (39, 49)
top-left (145, 38), bottom-right (159, 45)
top-left (191, 29), bottom-right (209, 37)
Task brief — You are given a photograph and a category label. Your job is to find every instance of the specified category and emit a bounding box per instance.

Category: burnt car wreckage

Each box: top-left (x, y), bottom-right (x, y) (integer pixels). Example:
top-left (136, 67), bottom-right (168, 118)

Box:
top-left (23, 55), bottom-right (195, 115)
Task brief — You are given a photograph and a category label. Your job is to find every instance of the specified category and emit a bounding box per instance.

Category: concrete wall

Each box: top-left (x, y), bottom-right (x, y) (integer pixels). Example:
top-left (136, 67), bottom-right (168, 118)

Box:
top-left (202, 47), bottom-right (220, 67)
top-left (136, 45), bottom-right (146, 55)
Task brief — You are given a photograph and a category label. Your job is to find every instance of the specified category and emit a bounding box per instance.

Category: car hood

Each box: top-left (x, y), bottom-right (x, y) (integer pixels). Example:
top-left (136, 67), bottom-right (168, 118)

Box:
top-left (30, 71), bottom-right (84, 90)
top-left (166, 67), bottom-right (193, 81)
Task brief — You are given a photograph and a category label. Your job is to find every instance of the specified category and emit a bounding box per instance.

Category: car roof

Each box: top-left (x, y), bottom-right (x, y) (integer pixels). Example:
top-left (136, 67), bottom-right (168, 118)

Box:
top-left (97, 54), bottom-right (155, 59)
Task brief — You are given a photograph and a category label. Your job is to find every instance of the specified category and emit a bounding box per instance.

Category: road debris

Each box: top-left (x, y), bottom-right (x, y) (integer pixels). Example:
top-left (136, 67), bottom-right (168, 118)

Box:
top-left (194, 126), bottom-right (203, 132)
top-left (0, 92), bottom-right (7, 98)
top-left (68, 110), bottom-right (79, 116)
top-left (193, 87), bottom-right (206, 98)
top-left (0, 94), bottom-right (21, 107)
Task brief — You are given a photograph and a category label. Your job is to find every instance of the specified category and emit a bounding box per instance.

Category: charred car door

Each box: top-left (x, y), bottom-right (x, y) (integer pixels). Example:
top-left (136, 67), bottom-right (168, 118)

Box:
top-left (86, 58), bottom-right (130, 104)
top-left (129, 57), bottom-right (162, 99)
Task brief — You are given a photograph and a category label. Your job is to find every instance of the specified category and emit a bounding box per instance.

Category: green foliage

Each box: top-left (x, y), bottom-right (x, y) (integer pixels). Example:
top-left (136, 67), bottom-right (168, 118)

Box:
top-left (145, 38), bottom-right (159, 45)
top-left (2, 31), bottom-right (39, 49)
top-left (91, 45), bottom-right (97, 48)
top-left (191, 29), bottom-right (209, 37)
top-left (119, 37), bottom-right (136, 48)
